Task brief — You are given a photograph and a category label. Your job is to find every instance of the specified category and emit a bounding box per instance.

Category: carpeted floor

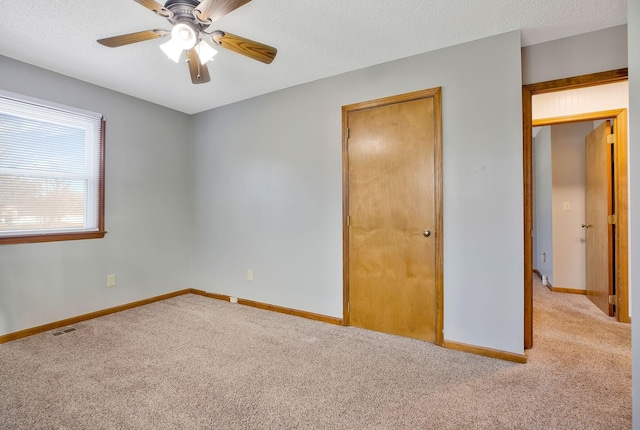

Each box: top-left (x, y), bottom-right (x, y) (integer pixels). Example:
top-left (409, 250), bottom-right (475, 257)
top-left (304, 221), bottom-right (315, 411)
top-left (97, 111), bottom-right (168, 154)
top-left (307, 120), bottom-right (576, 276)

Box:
top-left (0, 278), bottom-right (631, 429)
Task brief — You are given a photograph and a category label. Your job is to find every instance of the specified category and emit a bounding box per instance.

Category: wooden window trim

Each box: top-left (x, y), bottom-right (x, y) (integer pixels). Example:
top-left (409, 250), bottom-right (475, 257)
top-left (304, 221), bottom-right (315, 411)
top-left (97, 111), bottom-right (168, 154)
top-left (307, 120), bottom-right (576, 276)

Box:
top-left (0, 118), bottom-right (106, 245)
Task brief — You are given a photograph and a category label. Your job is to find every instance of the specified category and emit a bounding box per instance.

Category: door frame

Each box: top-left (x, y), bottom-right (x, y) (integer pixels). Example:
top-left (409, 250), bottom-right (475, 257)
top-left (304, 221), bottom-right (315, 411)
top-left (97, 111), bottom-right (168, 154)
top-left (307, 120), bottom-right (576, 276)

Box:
top-left (342, 87), bottom-right (444, 346)
top-left (523, 69), bottom-right (629, 349)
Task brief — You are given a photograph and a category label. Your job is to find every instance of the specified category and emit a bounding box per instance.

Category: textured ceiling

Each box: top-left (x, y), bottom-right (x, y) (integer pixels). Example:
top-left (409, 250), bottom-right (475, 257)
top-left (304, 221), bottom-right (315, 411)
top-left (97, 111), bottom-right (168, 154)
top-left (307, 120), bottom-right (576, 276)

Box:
top-left (0, 0), bottom-right (627, 114)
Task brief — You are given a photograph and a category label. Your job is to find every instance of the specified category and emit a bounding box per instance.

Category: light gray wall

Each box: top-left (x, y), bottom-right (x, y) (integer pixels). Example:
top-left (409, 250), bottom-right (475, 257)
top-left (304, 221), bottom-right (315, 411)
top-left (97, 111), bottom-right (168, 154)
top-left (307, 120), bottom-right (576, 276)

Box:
top-left (551, 122), bottom-right (592, 291)
top-left (628, 2), bottom-right (640, 428)
top-left (0, 56), bottom-right (192, 335)
top-left (533, 127), bottom-right (553, 283)
top-left (191, 32), bottom-right (524, 354)
top-left (522, 25), bottom-right (628, 85)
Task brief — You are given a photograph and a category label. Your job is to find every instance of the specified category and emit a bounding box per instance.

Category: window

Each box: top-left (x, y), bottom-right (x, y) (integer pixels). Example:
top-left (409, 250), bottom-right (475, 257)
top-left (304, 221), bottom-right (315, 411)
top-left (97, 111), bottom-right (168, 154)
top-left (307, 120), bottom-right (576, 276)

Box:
top-left (0, 91), bottom-right (105, 244)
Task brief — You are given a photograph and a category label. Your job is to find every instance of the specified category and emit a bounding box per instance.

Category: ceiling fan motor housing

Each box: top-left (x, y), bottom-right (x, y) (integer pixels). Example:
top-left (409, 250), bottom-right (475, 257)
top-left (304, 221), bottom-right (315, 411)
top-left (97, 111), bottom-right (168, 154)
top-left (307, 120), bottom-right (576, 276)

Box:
top-left (164, 0), bottom-right (200, 9)
top-left (164, 0), bottom-right (210, 29)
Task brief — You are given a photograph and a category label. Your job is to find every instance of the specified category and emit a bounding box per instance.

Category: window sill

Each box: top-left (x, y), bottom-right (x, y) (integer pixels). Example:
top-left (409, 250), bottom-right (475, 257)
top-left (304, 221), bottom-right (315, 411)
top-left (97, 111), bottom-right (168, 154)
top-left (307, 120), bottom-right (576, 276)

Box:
top-left (0, 231), bottom-right (107, 245)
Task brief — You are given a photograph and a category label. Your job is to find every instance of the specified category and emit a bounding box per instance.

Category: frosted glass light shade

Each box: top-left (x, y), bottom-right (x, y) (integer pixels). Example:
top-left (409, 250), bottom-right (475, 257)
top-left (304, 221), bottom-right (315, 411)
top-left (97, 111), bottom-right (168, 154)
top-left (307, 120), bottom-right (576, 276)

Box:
top-left (160, 39), bottom-right (183, 63)
top-left (195, 40), bottom-right (218, 65)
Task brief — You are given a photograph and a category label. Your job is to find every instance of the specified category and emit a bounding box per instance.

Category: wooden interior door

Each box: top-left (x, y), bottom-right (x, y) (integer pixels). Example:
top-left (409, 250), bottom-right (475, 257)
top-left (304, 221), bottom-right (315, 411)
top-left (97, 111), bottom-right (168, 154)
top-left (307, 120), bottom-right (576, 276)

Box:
top-left (346, 95), bottom-right (437, 342)
top-left (584, 120), bottom-right (614, 316)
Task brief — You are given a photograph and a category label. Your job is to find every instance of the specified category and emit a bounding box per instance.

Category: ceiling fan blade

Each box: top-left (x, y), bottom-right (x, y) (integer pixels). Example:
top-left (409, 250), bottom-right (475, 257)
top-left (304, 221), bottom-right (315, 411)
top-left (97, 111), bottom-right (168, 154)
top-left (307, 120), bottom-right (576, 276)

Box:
top-left (194, 0), bottom-right (251, 23)
top-left (186, 49), bottom-right (211, 84)
top-left (211, 31), bottom-right (277, 64)
top-left (133, 0), bottom-right (172, 17)
top-left (97, 29), bottom-right (169, 48)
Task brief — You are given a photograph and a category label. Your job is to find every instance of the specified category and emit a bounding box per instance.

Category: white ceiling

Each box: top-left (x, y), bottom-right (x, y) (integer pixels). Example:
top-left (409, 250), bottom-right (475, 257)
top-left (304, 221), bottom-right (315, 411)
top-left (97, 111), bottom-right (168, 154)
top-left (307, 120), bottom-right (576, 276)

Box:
top-left (0, 0), bottom-right (627, 114)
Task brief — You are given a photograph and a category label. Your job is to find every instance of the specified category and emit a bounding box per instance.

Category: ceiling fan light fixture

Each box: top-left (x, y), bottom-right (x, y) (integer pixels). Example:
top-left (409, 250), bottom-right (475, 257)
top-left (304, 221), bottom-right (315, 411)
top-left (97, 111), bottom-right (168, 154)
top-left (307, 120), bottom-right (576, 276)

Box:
top-left (195, 40), bottom-right (218, 65)
top-left (98, 0), bottom-right (278, 85)
top-left (160, 39), bottom-right (183, 63)
top-left (171, 22), bottom-right (197, 50)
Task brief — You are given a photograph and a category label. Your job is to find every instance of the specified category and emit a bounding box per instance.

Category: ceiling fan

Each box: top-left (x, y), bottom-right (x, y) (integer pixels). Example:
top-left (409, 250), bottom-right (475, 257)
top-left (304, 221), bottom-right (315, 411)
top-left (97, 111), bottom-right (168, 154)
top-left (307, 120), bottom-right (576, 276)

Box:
top-left (97, 0), bottom-right (277, 84)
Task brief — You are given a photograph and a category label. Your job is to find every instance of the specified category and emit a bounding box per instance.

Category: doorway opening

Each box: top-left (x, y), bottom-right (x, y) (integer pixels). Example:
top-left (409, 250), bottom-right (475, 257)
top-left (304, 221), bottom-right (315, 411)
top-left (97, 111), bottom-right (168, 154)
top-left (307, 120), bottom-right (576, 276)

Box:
top-left (523, 69), bottom-right (629, 349)
top-left (533, 112), bottom-right (627, 315)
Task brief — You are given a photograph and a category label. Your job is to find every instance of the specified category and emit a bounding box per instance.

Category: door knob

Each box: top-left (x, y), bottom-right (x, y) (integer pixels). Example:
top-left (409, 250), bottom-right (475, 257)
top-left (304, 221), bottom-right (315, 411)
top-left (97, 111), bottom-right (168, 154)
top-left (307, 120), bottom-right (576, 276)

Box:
top-left (581, 224), bottom-right (591, 229)
top-left (423, 230), bottom-right (431, 238)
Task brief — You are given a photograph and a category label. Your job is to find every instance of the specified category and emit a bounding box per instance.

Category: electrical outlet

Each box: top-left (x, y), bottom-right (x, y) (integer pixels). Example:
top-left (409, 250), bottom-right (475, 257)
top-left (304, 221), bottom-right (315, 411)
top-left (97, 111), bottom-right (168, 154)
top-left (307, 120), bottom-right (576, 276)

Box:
top-left (107, 274), bottom-right (116, 287)
top-left (247, 269), bottom-right (253, 281)
top-left (230, 297), bottom-right (238, 304)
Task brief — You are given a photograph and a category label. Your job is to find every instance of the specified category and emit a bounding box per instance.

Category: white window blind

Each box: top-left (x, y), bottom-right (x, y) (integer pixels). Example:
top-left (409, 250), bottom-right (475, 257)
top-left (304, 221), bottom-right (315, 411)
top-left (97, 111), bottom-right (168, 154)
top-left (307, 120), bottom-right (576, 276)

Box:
top-left (0, 93), bottom-right (103, 238)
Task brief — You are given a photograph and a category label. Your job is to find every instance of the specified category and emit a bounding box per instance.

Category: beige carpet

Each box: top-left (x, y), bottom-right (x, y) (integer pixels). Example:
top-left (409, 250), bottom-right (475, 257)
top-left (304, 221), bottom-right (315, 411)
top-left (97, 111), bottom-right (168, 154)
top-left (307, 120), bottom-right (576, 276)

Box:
top-left (0, 278), bottom-right (631, 429)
